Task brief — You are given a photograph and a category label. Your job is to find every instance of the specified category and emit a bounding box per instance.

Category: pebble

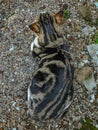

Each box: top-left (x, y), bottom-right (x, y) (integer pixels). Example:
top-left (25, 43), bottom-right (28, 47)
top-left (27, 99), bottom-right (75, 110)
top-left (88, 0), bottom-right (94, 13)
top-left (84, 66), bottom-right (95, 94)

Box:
top-left (78, 62), bottom-right (84, 69)
top-left (21, 121), bottom-right (26, 126)
top-left (17, 125), bottom-right (23, 130)
top-left (83, 59), bottom-right (89, 64)
top-left (12, 128), bottom-right (17, 130)
top-left (94, 2), bottom-right (98, 8)
top-left (12, 79), bottom-right (15, 82)
top-left (9, 46), bottom-right (14, 51)
top-left (12, 101), bottom-right (16, 107)
top-left (96, 51), bottom-right (98, 55)
top-left (96, 124), bottom-right (98, 128)
top-left (88, 93), bottom-right (95, 103)
top-left (21, 109), bottom-right (25, 115)
top-left (78, 122), bottom-right (82, 129)
top-left (16, 107), bottom-right (20, 111)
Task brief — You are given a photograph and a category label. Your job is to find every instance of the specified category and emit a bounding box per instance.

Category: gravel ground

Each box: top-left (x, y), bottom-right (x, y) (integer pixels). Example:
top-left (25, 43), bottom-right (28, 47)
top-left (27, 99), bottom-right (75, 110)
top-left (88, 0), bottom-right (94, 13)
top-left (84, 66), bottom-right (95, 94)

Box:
top-left (0, 0), bottom-right (98, 129)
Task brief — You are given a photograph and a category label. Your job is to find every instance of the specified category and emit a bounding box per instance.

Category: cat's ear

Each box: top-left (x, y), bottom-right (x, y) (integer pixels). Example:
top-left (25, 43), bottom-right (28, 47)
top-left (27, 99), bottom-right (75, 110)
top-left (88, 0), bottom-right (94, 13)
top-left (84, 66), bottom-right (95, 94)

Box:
top-left (54, 11), bottom-right (64, 24)
top-left (29, 22), bottom-right (40, 34)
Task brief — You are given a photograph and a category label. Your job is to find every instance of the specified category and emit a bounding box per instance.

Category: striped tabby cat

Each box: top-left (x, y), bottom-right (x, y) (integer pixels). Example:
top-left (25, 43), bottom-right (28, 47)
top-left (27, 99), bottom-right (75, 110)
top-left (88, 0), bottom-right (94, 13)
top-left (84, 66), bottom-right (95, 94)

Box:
top-left (27, 11), bottom-right (74, 121)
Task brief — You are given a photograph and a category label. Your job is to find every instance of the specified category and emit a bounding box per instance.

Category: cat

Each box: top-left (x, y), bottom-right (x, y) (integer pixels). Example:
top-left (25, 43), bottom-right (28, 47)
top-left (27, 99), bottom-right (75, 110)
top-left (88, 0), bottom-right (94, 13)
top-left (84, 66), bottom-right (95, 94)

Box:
top-left (27, 11), bottom-right (74, 121)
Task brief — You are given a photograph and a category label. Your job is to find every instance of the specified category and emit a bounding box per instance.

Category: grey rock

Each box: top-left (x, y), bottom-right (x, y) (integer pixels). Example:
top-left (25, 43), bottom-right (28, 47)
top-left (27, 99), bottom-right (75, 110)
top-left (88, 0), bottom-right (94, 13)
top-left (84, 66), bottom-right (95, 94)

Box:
top-left (96, 124), bottom-right (98, 128)
top-left (87, 44), bottom-right (98, 66)
top-left (96, 51), bottom-right (98, 55)
top-left (76, 66), bottom-right (93, 84)
top-left (83, 59), bottom-right (89, 64)
top-left (83, 73), bottom-right (96, 91)
top-left (82, 26), bottom-right (96, 36)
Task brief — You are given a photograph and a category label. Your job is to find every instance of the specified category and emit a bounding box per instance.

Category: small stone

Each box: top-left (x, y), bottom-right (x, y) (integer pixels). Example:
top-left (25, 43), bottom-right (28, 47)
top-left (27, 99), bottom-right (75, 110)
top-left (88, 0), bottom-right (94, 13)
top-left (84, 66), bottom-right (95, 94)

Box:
top-left (12, 128), bottom-right (16, 130)
top-left (12, 79), bottom-right (15, 82)
top-left (87, 44), bottom-right (98, 57)
top-left (78, 62), bottom-right (84, 69)
top-left (21, 9), bottom-right (25, 12)
top-left (76, 105), bottom-right (82, 113)
top-left (21, 109), bottom-right (25, 115)
top-left (82, 26), bottom-right (95, 36)
top-left (87, 44), bottom-right (98, 65)
top-left (9, 46), bottom-right (14, 51)
top-left (76, 25), bottom-right (82, 31)
top-left (83, 59), bottom-right (89, 64)
top-left (79, 5), bottom-right (92, 21)
top-left (96, 51), bottom-right (98, 55)
top-left (94, 2), bottom-right (98, 8)
top-left (92, 57), bottom-right (98, 66)
top-left (21, 121), bottom-right (25, 126)
top-left (77, 34), bottom-right (81, 38)
top-left (83, 73), bottom-right (96, 91)
top-left (76, 66), bottom-right (93, 84)
top-left (39, 4), bottom-right (46, 9)
top-left (18, 128), bottom-right (23, 130)
top-left (88, 93), bottom-right (95, 103)
top-left (78, 122), bottom-right (82, 129)
top-left (16, 107), bottom-right (20, 111)
top-left (12, 101), bottom-right (16, 107)
top-left (96, 124), bottom-right (98, 128)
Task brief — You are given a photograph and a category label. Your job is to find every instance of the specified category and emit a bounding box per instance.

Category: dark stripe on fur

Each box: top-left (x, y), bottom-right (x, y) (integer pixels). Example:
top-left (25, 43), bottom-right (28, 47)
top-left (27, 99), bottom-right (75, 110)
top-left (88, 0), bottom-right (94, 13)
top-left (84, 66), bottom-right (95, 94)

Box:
top-left (40, 78), bottom-right (53, 93)
top-left (30, 71), bottom-right (49, 94)
top-left (50, 81), bottom-right (73, 118)
top-left (39, 13), bottom-right (61, 44)
top-left (35, 64), bottom-right (65, 113)
top-left (40, 14), bottom-right (49, 44)
top-left (41, 64), bottom-right (73, 119)
top-left (41, 80), bottom-right (68, 119)
top-left (39, 48), bottom-right (66, 68)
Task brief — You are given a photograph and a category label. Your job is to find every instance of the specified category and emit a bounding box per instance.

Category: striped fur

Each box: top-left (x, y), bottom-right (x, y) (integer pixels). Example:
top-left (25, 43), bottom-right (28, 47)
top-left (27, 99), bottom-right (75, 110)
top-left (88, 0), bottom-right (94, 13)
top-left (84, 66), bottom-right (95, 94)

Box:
top-left (28, 12), bottom-right (74, 121)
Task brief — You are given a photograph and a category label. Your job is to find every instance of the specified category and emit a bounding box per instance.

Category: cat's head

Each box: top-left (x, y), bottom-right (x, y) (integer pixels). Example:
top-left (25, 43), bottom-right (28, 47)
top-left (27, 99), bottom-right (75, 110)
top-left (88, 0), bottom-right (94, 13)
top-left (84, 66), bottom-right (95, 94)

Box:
top-left (29, 11), bottom-right (64, 47)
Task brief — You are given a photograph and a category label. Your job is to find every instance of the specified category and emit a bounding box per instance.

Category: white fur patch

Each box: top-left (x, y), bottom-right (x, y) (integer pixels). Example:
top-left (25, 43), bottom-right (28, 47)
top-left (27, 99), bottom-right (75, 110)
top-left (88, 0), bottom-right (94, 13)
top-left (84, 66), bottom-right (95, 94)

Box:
top-left (31, 42), bottom-right (34, 52)
top-left (27, 87), bottom-right (31, 108)
top-left (31, 36), bottom-right (40, 51)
